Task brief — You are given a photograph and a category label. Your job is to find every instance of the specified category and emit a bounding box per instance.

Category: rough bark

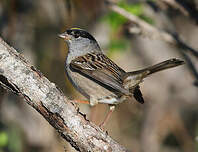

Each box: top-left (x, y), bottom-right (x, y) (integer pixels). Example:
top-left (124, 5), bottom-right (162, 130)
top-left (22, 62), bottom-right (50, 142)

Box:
top-left (0, 37), bottom-right (129, 152)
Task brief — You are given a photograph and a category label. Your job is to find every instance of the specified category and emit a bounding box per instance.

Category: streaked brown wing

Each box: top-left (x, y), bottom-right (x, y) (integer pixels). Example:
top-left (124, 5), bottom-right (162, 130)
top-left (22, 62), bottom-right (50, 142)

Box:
top-left (70, 53), bottom-right (130, 95)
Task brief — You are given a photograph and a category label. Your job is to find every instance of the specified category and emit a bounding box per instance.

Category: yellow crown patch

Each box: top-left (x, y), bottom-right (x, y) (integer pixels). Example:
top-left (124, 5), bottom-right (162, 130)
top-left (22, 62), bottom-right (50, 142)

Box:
top-left (70, 27), bottom-right (82, 30)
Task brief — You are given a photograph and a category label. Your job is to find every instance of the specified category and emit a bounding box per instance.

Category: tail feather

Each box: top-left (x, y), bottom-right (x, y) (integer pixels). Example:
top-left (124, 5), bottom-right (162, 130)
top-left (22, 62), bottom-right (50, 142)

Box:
top-left (133, 86), bottom-right (144, 104)
top-left (140, 58), bottom-right (184, 76)
top-left (122, 58), bottom-right (184, 104)
top-left (126, 58), bottom-right (184, 78)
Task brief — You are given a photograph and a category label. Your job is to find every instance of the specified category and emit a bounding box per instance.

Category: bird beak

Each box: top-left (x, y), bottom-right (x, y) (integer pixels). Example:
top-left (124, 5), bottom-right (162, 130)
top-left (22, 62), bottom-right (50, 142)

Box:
top-left (58, 33), bottom-right (71, 40)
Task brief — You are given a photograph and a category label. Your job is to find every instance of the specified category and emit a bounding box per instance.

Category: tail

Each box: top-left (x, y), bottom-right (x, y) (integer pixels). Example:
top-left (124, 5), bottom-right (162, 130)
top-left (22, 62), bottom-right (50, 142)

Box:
top-left (125, 58), bottom-right (184, 78)
top-left (122, 58), bottom-right (184, 104)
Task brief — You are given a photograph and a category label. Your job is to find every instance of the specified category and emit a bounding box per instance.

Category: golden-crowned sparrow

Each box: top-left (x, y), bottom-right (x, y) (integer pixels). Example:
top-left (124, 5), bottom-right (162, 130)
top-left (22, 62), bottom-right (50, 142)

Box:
top-left (59, 28), bottom-right (184, 126)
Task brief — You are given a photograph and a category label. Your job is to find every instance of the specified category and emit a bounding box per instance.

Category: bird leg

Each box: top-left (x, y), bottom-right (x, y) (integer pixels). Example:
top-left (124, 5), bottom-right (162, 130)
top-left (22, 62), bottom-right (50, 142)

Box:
top-left (99, 105), bottom-right (115, 128)
top-left (73, 99), bottom-right (115, 128)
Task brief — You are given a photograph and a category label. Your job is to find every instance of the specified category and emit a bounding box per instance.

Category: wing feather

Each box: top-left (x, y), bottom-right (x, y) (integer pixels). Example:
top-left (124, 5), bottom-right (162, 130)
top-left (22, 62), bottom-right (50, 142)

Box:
top-left (70, 53), bottom-right (130, 95)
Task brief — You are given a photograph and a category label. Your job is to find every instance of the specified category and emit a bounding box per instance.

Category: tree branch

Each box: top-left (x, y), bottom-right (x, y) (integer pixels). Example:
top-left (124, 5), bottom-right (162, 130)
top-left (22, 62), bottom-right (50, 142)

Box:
top-left (159, 0), bottom-right (189, 16)
top-left (159, 0), bottom-right (198, 23)
top-left (106, 0), bottom-right (176, 44)
top-left (105, 0), bottom-right (198, 86)
top-left (0, 37), bottom-right (129, 152)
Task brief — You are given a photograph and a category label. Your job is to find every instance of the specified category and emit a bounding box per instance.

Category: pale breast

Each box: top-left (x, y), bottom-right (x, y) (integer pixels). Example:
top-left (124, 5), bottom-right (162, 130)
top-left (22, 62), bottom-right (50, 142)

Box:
top-left (66, 66), bottom-right (119, 105)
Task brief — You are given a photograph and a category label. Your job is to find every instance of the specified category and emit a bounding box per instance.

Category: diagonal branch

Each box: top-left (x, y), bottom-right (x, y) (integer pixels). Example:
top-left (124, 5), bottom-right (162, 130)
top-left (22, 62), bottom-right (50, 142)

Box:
top-left (0, 37), bottom-right (129, 152)
top-left (159, 0), bottom-right (189, 16)
top-left (159, 0), bottom-right (198, 23)
top-left (106, 0), bottom-right (176, 44)
top-left (105, 0), bottom-right (198, 86)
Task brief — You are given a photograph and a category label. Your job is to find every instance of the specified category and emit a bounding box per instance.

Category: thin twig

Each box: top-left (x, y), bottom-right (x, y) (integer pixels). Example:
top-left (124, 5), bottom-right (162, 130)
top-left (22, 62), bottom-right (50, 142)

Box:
top-left (160, 0), bottom-right (189, 16)
top-left (106, 0), bottom-right (176, 44)
top-left (159, 0), bottom-right (198, 23)
top-left (105, 0), bottom-right (198, 86)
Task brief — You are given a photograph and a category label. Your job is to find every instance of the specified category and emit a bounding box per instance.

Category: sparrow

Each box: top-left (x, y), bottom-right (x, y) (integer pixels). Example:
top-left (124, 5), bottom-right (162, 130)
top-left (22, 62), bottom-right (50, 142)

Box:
top-left (59, 28), bottom-right (184, 126)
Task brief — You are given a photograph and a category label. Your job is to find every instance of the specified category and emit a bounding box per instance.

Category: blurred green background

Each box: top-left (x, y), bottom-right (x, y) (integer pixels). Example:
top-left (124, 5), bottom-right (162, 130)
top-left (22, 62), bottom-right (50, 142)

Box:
top-left (0, 0), bottom-right (198, 152)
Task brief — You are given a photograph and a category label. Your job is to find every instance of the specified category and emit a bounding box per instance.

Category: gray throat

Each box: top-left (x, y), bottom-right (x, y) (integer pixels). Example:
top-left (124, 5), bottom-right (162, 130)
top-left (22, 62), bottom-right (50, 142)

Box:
top-left (65, 41), bottom-right (102, 65)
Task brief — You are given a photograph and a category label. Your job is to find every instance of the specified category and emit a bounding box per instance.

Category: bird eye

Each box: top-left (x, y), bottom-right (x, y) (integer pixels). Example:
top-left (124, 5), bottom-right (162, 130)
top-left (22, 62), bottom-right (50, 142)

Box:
top-left (74, 34), bottom-right (80, 38)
